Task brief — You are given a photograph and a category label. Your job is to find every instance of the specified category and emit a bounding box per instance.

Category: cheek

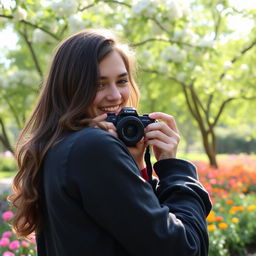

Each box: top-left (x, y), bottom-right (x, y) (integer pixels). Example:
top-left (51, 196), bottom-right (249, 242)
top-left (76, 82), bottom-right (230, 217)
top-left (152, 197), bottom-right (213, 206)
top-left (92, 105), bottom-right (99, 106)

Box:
top-left (123, 86), bottom-right (130, 103)
top-left (92, 91), bottom-right (102, 107)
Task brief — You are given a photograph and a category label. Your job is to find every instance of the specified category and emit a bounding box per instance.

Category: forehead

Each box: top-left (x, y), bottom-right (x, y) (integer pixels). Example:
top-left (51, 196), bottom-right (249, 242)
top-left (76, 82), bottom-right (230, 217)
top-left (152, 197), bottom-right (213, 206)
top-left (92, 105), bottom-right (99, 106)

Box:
top-left (99, 50), bottom-right (127, 77)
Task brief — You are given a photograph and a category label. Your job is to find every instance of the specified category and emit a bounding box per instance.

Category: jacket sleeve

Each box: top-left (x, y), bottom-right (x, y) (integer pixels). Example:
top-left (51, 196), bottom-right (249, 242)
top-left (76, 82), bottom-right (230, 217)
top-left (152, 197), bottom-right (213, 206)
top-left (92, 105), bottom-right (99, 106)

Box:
top-left (68, 128), bottom-right (212, 256)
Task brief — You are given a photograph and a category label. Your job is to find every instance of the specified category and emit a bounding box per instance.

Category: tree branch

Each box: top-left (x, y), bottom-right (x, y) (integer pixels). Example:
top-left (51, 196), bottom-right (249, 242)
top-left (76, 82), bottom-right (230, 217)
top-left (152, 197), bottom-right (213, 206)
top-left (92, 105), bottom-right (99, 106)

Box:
top-left (219, 39), bottom-right (256, 80)
top-left (0, 14), bottom-right (60, 41)
top-left (206, 94), bottom-right (213, 119)
top-left (102, 0), bottom-right (131, 8)
top-left (131, 37), bottom-right (198, 48)
top-left (213, 7), bottom-right (221, 40)
top-left (79, 3), bottom-right (98, 11)
top-left (0, 117), bottom-right (14, 153)
top-left (3, 95), bottom-right (22, 128)
top-left (212, 97), bottom-right (236, 127)
top-left (19, 28), bottom-right (43, 79)
top-left (131, 38), bottom-right (170, 47)
top-left (149, 17), bottom-right (169, 34)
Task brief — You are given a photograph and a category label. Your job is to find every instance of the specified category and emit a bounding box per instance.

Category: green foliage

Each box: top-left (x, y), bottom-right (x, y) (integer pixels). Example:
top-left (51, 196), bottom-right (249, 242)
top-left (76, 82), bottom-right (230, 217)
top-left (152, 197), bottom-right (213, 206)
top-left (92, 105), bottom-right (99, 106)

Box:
top-left (0, 155), bottom-right (17, 173)
top-left (0, 0), bottom-right (256, 160)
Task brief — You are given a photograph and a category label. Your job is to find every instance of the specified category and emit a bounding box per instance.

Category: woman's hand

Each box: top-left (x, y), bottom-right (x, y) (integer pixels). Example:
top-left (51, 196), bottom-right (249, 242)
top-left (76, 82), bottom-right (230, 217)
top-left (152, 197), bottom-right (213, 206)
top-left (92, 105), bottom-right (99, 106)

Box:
top-left (92, 114), bottom-right (118, 138)
top-left (145, 112), bottom-right (180, 161)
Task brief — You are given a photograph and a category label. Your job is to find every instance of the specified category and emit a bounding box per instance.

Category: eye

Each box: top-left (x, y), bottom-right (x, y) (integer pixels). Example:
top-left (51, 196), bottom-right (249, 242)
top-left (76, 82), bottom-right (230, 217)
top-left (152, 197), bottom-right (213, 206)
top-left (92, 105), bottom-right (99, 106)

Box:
top-left (117, 79), bottom-right (128, 85)
top-left (96, 83), bottom-right (106, 90)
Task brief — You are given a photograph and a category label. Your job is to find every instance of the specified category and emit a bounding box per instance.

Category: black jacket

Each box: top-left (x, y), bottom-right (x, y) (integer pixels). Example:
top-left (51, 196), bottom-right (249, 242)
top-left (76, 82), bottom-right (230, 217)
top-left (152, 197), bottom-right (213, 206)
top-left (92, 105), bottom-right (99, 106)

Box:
top-left (37, 127), bottom-right (212, 256)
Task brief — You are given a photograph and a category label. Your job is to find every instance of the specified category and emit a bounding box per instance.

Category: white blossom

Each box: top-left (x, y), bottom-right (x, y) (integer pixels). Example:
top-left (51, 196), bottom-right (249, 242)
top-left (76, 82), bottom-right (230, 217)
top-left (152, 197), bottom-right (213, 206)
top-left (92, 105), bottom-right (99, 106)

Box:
top-left (13, 6), bottom-right (27, 21)
top-left (32, 29), bottom-right (53, 44)
top-left (224, 75), bottom-right (233, 81)
top-left (224, 60), bottom-right (232, 70)
top-left (176, 72), bottom-right (186, 82)
top-left (158, 63), bottom-right (169, 73)
top-left (50, 0), bottom-right (78, 17)
top-left (132, 0), bottom-right (156, 16)
top-left (0, 0), bottom-right (15, 10)
top-left (194, 66), bottom-right (202, 72)
top-left (68, 14), bottom-right (85, 34)
top-left (165, 0), bottom-right (183, 21)
top-left (241, 64), bottom-right (248, 70)
top-left (161, 45), bottom-right (187, 63)
top-left (198, 38), bottom-right (214, 48)
top-left (172, 28), bottom-right (199, 44)
top-left (141, 50), bottom-right (154, 60)
top-left (6, 70), bottom-right (33, 87)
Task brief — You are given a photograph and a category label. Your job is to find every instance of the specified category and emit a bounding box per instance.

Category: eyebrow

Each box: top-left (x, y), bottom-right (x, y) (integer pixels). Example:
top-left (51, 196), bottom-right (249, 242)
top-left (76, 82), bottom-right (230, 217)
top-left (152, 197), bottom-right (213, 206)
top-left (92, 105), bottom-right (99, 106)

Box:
top-left (99, 72), bottom-right (128, 80)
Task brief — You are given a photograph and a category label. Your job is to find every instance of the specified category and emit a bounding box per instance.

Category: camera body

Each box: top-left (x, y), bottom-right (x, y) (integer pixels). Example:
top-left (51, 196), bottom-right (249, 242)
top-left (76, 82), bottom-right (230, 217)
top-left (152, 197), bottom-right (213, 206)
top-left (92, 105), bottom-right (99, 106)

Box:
top-left (106, 107), bottom-right (155, 146)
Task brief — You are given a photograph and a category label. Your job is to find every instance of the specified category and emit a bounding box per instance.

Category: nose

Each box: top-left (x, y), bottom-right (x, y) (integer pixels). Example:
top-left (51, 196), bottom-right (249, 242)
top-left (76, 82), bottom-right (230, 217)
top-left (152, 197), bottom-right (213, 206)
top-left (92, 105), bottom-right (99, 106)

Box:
top-left (106, 83), bottom-right (121, 101)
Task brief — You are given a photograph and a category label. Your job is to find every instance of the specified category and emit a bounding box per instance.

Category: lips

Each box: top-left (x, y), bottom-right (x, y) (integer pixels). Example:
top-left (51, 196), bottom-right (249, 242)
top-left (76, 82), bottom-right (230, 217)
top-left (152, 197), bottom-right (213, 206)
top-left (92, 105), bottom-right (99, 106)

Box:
top-left (99, 105), bottom-right (121, 113)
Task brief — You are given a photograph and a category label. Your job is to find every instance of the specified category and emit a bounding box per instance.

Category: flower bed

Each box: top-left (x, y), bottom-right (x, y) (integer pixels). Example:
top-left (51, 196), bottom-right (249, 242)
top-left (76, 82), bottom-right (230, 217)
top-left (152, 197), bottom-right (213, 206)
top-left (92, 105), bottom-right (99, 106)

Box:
top-left (0, 154), bottom-right (255, 256)
top-left (196, 154), bottom-right (256, 256)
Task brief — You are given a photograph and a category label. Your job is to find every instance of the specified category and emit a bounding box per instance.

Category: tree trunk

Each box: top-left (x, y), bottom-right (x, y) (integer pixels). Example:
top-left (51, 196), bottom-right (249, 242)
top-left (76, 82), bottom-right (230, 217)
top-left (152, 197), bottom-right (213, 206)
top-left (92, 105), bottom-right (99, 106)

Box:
top-left (0, 118), bottom-right (14, 154)
top-left (201, 129), bottom-right (218, 168)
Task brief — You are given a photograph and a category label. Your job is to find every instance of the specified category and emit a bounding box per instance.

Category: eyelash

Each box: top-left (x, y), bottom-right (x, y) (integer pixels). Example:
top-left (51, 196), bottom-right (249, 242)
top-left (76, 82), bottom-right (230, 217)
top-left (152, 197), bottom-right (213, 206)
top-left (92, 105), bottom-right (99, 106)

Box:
top-left (96, 79), bottom-right (128, 89)
top-left (117, 79), bottom-right (128, 85)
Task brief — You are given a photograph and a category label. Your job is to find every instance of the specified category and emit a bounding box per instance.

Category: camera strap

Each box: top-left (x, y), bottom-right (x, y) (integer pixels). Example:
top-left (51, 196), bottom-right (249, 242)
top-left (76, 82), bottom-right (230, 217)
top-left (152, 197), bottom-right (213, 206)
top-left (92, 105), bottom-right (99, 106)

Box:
top-left (144, 146), bottom-right (153, 182)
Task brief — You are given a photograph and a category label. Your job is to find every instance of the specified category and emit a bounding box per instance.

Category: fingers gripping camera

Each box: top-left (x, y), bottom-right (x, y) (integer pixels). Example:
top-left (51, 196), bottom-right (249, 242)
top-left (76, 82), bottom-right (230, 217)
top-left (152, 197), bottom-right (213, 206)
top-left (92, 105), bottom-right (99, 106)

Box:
top-left (106, 107), bottom-right (156, 147)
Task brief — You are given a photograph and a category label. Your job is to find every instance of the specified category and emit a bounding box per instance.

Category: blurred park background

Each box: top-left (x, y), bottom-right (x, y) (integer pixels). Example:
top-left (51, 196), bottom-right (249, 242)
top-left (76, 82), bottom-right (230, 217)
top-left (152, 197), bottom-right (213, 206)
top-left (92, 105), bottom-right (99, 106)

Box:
top-left (0, 0), bottom-right (256, 256)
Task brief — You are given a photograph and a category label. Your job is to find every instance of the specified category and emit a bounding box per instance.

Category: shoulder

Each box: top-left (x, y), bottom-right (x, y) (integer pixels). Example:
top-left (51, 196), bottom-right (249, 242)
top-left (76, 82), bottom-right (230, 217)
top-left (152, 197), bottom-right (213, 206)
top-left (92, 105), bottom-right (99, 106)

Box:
top-left (69, 127), bottom-right (131, 159)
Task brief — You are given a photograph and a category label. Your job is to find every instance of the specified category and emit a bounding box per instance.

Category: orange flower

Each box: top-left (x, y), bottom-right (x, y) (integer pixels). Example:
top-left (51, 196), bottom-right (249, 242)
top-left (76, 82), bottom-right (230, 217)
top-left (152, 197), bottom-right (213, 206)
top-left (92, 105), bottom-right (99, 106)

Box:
top-left (215, 216), bottom-right (224, 222)
top-left (226, 200), bottom-right (234, 205)
top-left (231, 218), bottom-right (239, 223)
top-left (218, 222), bottom-right (228, 229)
top-left (208, 224), bottom-right (216, 231)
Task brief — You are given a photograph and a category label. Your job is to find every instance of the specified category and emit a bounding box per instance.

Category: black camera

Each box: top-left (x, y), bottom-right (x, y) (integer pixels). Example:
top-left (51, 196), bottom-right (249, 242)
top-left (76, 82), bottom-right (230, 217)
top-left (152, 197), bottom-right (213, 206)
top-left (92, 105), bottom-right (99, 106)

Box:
top-left (106, 107), bottom-right (155, 147)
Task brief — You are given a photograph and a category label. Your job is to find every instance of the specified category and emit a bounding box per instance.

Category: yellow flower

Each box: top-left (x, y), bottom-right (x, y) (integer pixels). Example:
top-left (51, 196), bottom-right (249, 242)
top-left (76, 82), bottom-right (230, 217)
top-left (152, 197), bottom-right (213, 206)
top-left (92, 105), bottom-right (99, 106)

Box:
top-left (208, 224), bottom-right (216, 231)
top-left (231, 217), bottom-right (239, 223)
top-left (247, 205), bottom-right (256, 212)
top-left (206, 210), bottom-right (216, 222)
top-left (218, 222), bottom-right (228, 229)
top-left (229, 208), bottom-right (236, 215)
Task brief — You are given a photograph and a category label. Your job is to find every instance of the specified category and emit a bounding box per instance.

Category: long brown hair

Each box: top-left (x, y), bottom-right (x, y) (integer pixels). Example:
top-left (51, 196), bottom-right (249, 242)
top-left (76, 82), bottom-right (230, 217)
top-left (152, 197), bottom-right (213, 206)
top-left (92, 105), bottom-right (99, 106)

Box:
top-left (9, 28), bottom-right (140, 238)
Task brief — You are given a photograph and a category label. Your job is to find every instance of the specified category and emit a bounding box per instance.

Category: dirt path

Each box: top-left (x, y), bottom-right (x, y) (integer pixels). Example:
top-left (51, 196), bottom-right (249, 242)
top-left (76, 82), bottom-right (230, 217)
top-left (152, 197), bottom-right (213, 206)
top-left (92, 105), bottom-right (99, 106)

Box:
top-left (0, 177), bottom-right (13, 195)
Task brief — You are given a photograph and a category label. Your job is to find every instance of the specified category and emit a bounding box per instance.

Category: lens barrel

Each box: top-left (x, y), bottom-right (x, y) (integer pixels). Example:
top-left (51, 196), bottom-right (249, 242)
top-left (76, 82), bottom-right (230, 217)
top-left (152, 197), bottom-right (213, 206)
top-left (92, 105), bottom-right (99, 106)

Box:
top-left (116, 116), bottom-right (144, 147)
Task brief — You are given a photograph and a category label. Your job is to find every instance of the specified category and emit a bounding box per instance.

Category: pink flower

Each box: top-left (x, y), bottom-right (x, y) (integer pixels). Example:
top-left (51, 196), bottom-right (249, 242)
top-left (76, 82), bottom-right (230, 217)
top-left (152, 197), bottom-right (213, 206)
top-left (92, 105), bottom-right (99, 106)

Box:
top-left (9, 240), bottom-right (20, 250)
top-left (21, 240), bottom-right (29, 247)
top-left (2, 232), bottom-right (12, 238)
top-left (29, 236), bottom-right (36, 244)
top-left (2, 211), bottom-right (14, 222)
top-left (0, 237), bottom-right (10, 247)
top-left (2, 251), bottom-right (15, 256)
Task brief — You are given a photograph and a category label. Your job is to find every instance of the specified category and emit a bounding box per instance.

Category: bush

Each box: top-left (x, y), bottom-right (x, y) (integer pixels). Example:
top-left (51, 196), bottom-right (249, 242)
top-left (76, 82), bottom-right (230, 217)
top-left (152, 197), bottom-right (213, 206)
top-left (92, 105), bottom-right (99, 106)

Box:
top-left (195, 154), bottom-right (256, 256)
top-left (0, 154), bottom-right (17, 173)
top-left (0, 194), bottom-right (37, 256)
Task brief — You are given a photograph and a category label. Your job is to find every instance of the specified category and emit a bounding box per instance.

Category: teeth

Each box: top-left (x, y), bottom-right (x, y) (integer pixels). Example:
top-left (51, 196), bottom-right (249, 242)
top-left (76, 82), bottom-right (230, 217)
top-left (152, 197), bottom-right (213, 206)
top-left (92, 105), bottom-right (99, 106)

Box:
top-left (101, 106), bottom-right (119, 111)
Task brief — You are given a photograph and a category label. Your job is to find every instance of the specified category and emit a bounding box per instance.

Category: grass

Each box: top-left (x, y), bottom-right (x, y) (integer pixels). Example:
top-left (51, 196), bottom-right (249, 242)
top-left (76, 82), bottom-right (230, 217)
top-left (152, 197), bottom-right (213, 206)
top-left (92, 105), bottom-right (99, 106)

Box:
top-left (0, 170), bottom-right (17, 179)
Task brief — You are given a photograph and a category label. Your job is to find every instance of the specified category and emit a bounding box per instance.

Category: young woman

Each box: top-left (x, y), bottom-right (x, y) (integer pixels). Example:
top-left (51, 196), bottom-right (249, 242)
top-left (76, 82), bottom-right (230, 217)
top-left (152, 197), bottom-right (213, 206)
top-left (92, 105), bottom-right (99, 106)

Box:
top-left (9, 29), bottom-right (211, 256)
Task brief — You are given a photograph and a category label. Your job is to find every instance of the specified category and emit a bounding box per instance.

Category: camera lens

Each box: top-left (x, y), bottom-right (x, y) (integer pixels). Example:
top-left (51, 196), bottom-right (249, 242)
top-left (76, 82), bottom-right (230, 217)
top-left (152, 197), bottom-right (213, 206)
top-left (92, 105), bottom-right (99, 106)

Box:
top-left (116, 117), bottom-right (144, 147)
top-left (123, 125), bottom-right (138, 138)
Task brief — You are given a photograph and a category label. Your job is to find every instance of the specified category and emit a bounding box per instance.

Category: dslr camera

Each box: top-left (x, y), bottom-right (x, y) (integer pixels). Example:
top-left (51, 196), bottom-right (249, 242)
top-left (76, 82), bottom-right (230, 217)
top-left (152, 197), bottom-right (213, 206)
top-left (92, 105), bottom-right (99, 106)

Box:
top-left (106, 107), bottom-right (155, 147)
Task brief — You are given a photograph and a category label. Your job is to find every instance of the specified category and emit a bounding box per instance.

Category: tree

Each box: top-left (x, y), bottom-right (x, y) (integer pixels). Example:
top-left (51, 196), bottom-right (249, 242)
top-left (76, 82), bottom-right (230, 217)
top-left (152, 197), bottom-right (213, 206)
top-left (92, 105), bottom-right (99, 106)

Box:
top-left (0, 0), bottom-right (255, 167)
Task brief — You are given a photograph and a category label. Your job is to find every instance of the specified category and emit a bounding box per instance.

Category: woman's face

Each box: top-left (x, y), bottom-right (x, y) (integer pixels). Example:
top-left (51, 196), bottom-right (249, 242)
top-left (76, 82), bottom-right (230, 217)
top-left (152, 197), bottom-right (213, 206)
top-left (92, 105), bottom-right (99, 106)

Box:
top-left (89, 50), bottom-right (130, 117)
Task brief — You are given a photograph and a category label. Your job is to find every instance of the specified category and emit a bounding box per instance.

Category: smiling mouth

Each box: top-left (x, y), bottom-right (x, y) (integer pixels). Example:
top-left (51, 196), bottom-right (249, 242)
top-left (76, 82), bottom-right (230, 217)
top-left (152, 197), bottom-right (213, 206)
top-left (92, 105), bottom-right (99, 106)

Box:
top-left (99, 105), bottom-right (121, 113)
